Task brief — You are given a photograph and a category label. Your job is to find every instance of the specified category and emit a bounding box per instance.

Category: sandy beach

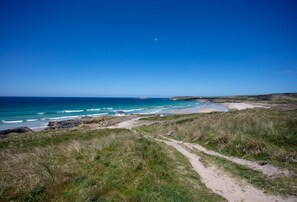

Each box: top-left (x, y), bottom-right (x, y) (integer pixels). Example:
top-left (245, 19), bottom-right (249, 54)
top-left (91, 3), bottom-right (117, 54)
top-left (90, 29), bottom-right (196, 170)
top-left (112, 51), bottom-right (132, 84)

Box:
top-left (170, 103), bottom-right (225, 114)
top-left (223, 103), bottom-right (270, 110)
top-left (171, 102), bottom-right (270, 114)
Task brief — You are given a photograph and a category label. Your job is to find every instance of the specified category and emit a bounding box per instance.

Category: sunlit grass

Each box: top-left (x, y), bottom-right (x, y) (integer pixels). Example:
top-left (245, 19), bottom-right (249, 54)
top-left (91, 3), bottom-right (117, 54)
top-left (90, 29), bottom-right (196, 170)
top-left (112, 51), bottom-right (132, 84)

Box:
top-left (0, 127), bottom-right (223, 201)
top-left (137, 108), bottom-right (297, 196)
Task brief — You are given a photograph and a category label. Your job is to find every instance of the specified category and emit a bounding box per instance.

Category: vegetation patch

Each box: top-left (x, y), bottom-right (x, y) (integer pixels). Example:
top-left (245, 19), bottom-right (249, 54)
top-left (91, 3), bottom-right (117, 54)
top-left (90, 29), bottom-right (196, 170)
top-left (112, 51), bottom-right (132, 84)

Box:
top-left (0, 127), bottom-right (223, 201)
top-left (139, 109), bottom-right (297, 166)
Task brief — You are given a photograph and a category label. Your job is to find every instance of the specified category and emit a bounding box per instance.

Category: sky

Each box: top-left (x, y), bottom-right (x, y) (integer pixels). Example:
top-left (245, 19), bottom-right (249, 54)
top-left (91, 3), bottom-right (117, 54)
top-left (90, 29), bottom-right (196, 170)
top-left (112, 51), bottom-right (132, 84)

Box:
top-left (0, 0), bottom-right (297, 97)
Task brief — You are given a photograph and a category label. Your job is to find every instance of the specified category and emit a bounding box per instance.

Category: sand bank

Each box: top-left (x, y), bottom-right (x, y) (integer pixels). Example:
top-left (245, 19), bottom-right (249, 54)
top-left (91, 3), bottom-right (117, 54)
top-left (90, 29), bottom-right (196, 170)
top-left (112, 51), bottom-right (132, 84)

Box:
top-left (172, 103), bottom-right (228, 114)
top-left (171, 102), bottom-right (270, 114)
top-left (223, 102), bottom-right (270, 110)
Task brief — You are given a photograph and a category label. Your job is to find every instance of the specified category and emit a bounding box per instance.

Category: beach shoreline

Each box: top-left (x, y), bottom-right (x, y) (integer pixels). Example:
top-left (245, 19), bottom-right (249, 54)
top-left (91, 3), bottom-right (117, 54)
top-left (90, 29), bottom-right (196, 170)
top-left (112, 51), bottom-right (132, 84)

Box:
top-left (0, 97), bottom-right (200, 131)
top-left (0, 101), bottom-right (272, 133)
top-left (170, 102), bottom-right (270, 114)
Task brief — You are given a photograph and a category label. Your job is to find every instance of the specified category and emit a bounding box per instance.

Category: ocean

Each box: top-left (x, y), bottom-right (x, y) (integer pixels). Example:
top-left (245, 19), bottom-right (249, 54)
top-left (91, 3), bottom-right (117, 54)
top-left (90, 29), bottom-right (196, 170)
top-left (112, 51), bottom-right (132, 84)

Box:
top-left (0, 97), bottom-right (201, 130)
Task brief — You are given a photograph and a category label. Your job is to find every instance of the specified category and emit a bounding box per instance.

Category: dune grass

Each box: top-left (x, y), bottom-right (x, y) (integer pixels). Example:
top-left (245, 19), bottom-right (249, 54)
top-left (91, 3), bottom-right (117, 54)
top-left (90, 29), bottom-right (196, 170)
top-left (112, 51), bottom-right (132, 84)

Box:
top-left (0, 127), bottom-right (223, 201)
top-left (137, 109), bottom-right (297, 196)
top-left (1, 108), bottom-right (296, 200)
top-left (0, 128), bottom-right (128, 149)
top-left (81, 115), bottom-right (138, 126)
top-left (140, 109), bottom-right (297, 165)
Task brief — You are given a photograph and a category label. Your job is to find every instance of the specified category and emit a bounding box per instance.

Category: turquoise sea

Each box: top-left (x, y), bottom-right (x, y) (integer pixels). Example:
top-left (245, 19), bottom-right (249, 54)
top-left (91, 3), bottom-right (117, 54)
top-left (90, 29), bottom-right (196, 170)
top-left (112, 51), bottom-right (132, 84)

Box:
top-left (0, 97), bottom-right (201, 130)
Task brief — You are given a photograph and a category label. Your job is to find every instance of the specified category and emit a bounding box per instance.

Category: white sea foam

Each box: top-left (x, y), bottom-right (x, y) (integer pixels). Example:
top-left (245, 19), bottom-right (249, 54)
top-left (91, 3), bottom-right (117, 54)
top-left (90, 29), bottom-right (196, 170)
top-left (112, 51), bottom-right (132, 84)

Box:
top-left (120, 109), bottom-right (135, 112)
top-left (2, 120), bottom-right (24, 124)
top-left (37, 112), bottom-right (45, 115)
top-left (117, 108), bottom-right (146, 112)
top-left (26, 119), bottom-right (38, 122)
top-left (58, 110), bottom-right (84, 113)
top-left (87, 107), bottom-right (113, 112)
top-left (115, 113), bottom-right (126, 117)
top-left (49, 117), bottom-right (67, 120)
top-left (49, 116), bottom-right (79, 120)
top-left (137, 109), bottom-right (162, 115)
top-left (86, 108), bottom-right (102, 112)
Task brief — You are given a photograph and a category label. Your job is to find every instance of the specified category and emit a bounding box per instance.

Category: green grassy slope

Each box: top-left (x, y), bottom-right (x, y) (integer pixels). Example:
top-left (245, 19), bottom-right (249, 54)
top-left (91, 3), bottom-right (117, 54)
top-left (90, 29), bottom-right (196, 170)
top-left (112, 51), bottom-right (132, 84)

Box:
top-left (137, 109), bottom-right (297, 196)
top-left (0, 128), bottom-right (224, 201)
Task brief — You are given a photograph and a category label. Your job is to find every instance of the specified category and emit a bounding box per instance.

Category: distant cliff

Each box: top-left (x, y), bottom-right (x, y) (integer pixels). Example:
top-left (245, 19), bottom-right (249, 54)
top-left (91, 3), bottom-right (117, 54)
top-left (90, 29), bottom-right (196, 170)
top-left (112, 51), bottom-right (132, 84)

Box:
top-left (171, 93), bottom-right (297, 104)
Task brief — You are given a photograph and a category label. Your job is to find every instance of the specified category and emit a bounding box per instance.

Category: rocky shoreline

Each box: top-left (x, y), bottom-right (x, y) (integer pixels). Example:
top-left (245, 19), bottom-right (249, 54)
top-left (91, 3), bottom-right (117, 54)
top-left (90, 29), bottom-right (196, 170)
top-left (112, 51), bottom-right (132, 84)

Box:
top-left (0, 115), bottom-right (140, 136)
top-left (0, 127), bottom-right (33, 135)
top-left (0, 119), bottom-right (83, 136)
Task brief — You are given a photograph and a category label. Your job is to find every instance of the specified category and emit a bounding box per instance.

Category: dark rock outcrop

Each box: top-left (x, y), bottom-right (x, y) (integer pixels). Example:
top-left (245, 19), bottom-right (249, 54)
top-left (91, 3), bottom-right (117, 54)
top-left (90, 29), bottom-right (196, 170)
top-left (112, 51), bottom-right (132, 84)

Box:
top-left (0, 127), bottom-right (33, 135)
top-left (47, 119), bottom-right (82, 130)
top-left (258, 161), bottom-right (268, 166)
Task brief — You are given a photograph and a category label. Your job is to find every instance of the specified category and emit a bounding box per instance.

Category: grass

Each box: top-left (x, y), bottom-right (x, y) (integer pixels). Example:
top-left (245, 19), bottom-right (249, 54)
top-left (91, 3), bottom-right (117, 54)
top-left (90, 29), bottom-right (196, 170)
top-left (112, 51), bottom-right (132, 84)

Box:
top-left (81, 115), bottom-right (139, 127)
top-left (139, 109), bottom-right (297, 166)
top-left (2, 108), bottom-right (296, 200)
top-left (136, 108), bottom-right (297, 197)
top-left (0, 128), bottom-right (129, 149)
top-left (0, 127), bottom-right (224, 201)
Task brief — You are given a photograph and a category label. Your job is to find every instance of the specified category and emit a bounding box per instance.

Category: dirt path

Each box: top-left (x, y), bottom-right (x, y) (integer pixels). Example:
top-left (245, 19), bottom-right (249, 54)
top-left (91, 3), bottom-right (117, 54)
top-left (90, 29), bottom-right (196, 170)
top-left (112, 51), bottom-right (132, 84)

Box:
top-left (107, 117), bottom-right (141, 129)
top-left (156, 138), bottom-right (296, 202)
top-left (105, 118), bottom-right (295, 201)
top-left (162, 136), bottom-right (290, 178)
top-left (105, 117), bottom-right (289, 177)
top-left (105, 121), bottom-right (295, 201)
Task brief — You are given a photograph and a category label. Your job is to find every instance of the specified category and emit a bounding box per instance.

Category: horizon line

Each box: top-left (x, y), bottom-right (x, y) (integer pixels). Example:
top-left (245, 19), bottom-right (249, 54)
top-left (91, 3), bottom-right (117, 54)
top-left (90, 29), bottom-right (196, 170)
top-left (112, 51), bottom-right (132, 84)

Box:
top-left (0, 91), bottom-right (296, 99)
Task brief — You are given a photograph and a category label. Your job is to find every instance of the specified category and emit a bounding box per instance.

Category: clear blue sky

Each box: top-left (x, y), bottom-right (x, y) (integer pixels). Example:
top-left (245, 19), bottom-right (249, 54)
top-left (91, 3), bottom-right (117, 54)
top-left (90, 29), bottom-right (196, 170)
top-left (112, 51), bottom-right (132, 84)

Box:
top-left (0, 0), bottom-right (296, 97)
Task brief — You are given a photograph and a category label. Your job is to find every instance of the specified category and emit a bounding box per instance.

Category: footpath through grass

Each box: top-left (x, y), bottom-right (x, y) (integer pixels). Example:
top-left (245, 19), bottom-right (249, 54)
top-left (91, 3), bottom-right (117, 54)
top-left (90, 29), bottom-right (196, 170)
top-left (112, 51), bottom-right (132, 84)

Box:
top-left (0, 127), bottom-right (223, 201)
top-left (137, 108), bottom-right (297, 197)
top-left (140, 109), bottom-right (297, 165)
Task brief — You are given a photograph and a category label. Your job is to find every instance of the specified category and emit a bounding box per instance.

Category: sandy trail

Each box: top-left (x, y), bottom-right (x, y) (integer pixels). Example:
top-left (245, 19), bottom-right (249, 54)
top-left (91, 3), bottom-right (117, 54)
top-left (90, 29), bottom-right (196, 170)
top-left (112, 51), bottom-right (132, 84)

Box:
top-left (106, 120), bottom-right (295, 201)
top-left (156, 138), bottom-right (296, 202)
top-left (162, 137), bottom-right (290, 177)
top-left (108, 117), bottom-right (289, 177)
top-left (107, 117), bottom-right (141, 129)
top-left (107, 117), bottom-right (289, 178)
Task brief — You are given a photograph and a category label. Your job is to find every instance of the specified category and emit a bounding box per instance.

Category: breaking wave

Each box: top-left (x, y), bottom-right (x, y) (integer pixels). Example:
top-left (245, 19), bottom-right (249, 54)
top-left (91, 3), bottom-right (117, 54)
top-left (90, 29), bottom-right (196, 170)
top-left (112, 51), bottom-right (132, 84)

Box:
top-left (58, 110), bottom-right (84, 113)
top-left (2, 120), bottom-right (24, 124)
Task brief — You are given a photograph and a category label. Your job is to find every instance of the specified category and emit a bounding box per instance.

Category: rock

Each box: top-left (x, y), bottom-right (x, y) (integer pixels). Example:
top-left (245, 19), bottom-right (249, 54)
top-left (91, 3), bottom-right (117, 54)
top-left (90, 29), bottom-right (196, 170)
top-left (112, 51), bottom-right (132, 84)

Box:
top-left (0, 127), bottom-right (33, 135)
top-left (115, 111), bottom-right (125, 116)
top-left (167, 131), bottom-right (178, 137)
top-left (47, 119), bottom-right (82, 130)
top-left (258, 161), bottom-right (268, 166)
top-left (81, 116), bottom-right (93, 120)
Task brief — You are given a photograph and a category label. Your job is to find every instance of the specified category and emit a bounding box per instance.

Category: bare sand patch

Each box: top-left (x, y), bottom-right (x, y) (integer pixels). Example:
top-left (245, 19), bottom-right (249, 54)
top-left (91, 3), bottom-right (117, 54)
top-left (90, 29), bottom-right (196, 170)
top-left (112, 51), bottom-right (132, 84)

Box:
top-left (107, 117), bottom-right (141, 129)
top-left (224, 103), bottom-right (270, 110)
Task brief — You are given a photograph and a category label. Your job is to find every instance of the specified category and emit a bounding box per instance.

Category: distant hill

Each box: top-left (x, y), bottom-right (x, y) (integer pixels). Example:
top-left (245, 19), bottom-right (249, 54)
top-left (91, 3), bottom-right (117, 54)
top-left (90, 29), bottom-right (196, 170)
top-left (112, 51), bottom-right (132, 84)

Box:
top-left (171, 93), bottom-right (297, 104)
